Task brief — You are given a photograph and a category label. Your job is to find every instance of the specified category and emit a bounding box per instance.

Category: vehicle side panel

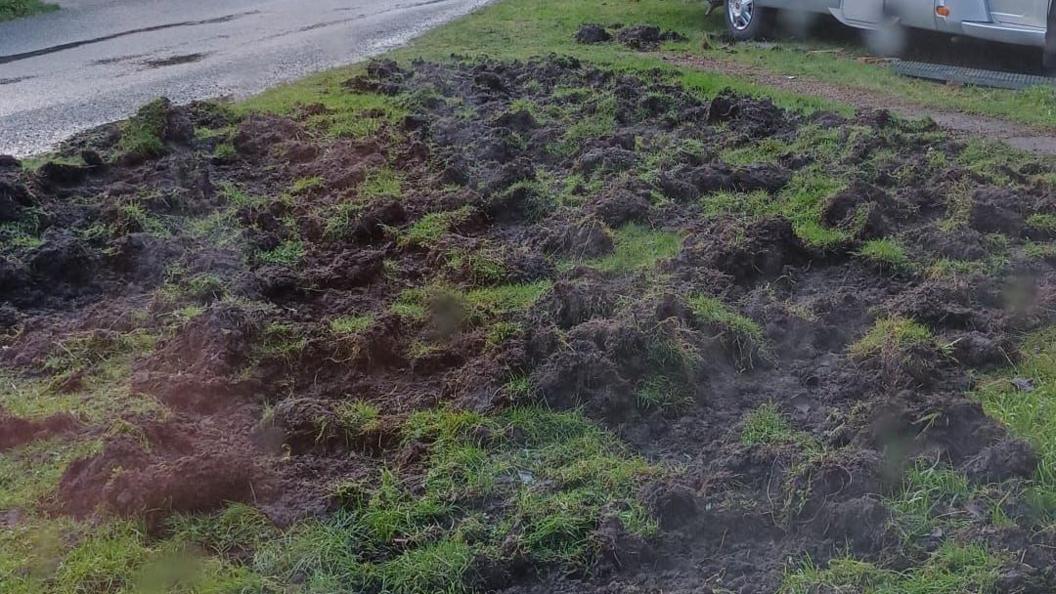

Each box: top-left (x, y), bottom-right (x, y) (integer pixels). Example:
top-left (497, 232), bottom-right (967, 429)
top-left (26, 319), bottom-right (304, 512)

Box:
top-left (752, 0), bottom-right (1047, 47)
top-left (754, 0), bottom-right (838, 13)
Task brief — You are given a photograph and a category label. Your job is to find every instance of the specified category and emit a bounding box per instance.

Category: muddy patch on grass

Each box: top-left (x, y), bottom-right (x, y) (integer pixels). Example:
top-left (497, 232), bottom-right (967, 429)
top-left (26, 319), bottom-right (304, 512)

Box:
top-left (4, 55), bottom-right (1056, 592)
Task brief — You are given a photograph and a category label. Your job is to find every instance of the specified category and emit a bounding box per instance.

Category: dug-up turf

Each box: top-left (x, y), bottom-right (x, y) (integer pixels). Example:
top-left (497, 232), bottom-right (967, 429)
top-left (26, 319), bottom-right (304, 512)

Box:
top-left (4, 55), bottom-right (1056, 593)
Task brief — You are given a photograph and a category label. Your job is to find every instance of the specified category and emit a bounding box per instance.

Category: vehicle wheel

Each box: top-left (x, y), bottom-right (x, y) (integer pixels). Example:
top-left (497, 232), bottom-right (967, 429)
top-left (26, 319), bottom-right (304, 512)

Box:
top-left (862, 18), bottom-right (907, 57)
top-left (725, 0), bottom-right (772, 41)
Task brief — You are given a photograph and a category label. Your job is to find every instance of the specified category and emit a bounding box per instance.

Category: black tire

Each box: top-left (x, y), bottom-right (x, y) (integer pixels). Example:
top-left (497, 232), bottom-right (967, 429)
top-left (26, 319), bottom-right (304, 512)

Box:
top-left (1045, 0), bottom-right (1056, 73)
top-left (724, 0), bottom-right (773, 41)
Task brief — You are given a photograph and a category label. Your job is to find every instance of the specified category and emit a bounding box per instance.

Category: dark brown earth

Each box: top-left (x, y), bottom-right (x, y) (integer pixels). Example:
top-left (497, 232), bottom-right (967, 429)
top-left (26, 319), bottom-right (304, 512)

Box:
top-left (4, 55), bottom-right (1056, 592)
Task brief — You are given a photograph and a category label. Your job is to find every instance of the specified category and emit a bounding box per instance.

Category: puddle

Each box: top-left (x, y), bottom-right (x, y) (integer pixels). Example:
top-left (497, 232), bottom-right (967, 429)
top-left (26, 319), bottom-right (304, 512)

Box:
top-left (142, 52), bottom-right (209, 68)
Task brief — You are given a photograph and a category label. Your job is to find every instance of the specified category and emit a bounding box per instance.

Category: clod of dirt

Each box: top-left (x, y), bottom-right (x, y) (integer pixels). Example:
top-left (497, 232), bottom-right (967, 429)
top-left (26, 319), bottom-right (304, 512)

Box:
top-left (37, 162), bottom-right (89, 187)
top-left (861, 394), bottom-right (1003, 465)
top-left (542, 217), bottom-right (613, 258)
top-left (578, 145), bottom-right (633, 172)
top-left (346, 59), bottom-right (407, 95)
top-left (821, 181), bottom-right (896, 239)
top-left (964, 437), bottom-right (1038, 483)
top-left (969, 187), bottom-right (1026, 236)
top-left (683, 217), bottom-right (809, 284)
top-left (950, 331), bottom-right (1012, 369)
top-left (592, 190), bottom-right (651, 226)
top-left (263, 398), bottom-right (341, 454)
top-left (0, 411), bottom-right (79, 451)
top-left (27, 231), bottom-right (96, 286)
top-left (107, 233), bottom-right (180, 284)
top-left (615, 24), bottom-right (686, 50)
top-left (885, 280), bottom-right (978, 329)
top-left (574, 24), bottom-right (612, 44)
top-left (0, 171), bottom-right (32, 222)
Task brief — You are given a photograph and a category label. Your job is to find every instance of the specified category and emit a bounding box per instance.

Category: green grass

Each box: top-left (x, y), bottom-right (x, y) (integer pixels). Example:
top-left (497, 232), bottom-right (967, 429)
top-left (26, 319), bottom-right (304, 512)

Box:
top-left (886, 462), bottom-right (977, 545)
top-left (236, 407), bottom-right (659, 591)
top-left (573, 223), bottom-right (682, 273)
top-left (117, 99), bottom-right (170, 162)
top-left (0, 437), bottom-right (102, 510)
top-left (0, 0), bottom-right (56, 22)
top-left (465, 280), bottom-right (552, 316)
top-left (329, 314), bottom-right (375, 336)
top-left (390, 281), bottom-right (550, 330)
top-left (855, 238), bottom-right (912, 272)
top-left (634, 375), bottom-right (691, 412)
top-left (399, 206), bottom-right (476, 248)
top-left (781, 541), bottom-right (1006, 594)
top-left (740, 403), bottom-right (796, 446)
top-left (1026, 213), bottom-right (1056, 234)
top-left (238, 72), bottom-right (407, 140)
top-left (361, 167), bottom-right (403, 200)
top-left (257, 239), bottom-right (304, 266)
top-left (687, 294), bottom-right (765, 365)
top-left (976, 326), bottom-right (1056, 519)
top-left (850, 316), bottom-right (934, 359)
top-left (290, 176), bottom-right (324, 195)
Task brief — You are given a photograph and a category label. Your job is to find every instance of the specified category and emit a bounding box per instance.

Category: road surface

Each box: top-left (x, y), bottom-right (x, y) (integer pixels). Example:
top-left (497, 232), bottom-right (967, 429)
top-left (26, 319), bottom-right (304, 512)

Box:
top-left (0, 0), bottom-right (492, 156)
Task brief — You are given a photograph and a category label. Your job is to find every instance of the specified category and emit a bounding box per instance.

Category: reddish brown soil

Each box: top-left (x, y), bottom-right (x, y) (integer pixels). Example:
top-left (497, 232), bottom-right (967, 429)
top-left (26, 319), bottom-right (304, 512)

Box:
top-left (3, 55), bottom-right (1056, 592)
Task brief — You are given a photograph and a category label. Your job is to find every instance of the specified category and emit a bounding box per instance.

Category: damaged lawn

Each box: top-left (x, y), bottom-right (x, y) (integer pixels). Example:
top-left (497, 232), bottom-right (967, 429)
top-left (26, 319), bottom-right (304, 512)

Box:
top-left (6, 0), bottom-right (1056, 593)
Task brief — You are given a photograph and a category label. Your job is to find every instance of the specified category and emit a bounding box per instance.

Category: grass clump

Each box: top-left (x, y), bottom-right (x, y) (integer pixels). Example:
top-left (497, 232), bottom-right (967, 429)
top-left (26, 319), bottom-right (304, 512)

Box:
top-left (44, 329), bottom-right (156, 376)
top-left (741, 403), bottom-right (796, 446)
top-left (168, 503), bottom-right (277, 558)
top-left (117, 98), bottom-right (171, 162)
top-left (466, 280), bottom-right (551, 316)
top-left (445, 247), bottom-right (507, 285)
top-left (257, 239), bottom-right (304, 266)
top-left (552, 94), bottom-right (617, 157)
top-left (290, 176), bottom-right (324, 195)
top-left (399, 206), bottom-right (475, 248)
top-left (329, 314), bottom-right (375, 336)
top-left (256, 322), bottom-right (307, 364)
top-left (360, 168), bottom-right (402, 200)
top-left (850, 316), bottom-right (934, 360)
top-left (634, 375), bottom-right (690, 411)
top-left (1026, 213), bottom-right (1056, 233)
top-left (781, 541), bottom-right (1006, 594)
top-left (885, 462), bottom-right (977, 545)
top-left (687, 294), bottom-right (765, 366)
top-left (336, 400), bottom-right (381, 437)
top-left (855, 238), bottom-right (912, 272)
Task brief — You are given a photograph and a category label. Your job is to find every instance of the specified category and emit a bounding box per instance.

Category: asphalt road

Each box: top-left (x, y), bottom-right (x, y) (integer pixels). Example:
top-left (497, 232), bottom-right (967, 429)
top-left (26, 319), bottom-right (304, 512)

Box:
top-left (0, 0), bottom-right (492, 156)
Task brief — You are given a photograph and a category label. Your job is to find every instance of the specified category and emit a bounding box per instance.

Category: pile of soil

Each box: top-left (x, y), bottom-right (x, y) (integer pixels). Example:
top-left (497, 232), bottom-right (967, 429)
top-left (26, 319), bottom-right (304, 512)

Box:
top-left (575, 23), bottom-right (687, 50)
top-left (4, 54), bottom-right (1056, 592)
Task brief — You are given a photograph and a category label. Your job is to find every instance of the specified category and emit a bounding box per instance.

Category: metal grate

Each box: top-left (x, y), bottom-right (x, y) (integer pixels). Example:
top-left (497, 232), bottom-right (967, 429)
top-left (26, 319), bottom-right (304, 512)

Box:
top-left (891, 60), bottom-right (1056, 90)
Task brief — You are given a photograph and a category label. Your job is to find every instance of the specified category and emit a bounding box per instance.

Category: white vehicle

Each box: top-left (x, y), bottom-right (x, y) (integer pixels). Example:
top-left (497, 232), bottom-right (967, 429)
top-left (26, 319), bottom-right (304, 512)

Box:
top-left (723, 0), bottom-right (1055, 66)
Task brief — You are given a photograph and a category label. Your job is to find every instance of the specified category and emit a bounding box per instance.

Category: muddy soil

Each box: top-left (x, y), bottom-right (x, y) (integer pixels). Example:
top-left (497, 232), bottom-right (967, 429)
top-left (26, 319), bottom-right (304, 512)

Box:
top-left (4, 54), bottom-right (1056, 592)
